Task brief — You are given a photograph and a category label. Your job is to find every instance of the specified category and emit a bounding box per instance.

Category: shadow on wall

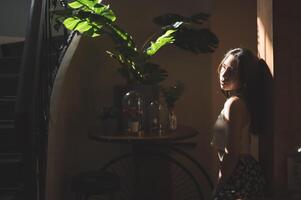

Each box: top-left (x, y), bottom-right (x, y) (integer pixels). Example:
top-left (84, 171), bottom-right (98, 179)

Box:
top-left (258, 59), bottom-right (274, 195)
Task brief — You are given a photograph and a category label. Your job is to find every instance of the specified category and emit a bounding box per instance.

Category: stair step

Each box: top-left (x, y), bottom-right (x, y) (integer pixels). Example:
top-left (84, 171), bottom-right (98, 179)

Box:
top-left (0, 120), bottom-right (14, 126)
top-left (0, 190), bottom-right (24, 200)
top-left (0, 122), bottom-right (20, 153)
top-left (0, 74), bottom-right (18, 97)
top-left (0, 186), bottom-right (23, 192)
top-left (0, 153), bottom-right (23, 187)
top-left (0, 57), bottom-right (21, 74)
top-left (1, 41), bottom-right (24, 57)
top-left (0, 97), bottom-right (16, 120)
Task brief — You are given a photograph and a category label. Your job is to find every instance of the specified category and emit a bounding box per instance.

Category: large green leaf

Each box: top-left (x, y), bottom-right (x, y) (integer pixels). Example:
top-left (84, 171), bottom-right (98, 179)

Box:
top-left (96, 5), bottom-right (116, 21)
top-left (63, 16), bottom-right (103, 37)
top-left (63, 17), bottom-right (82, 30)
top-left (106, 50), bottom-right (145, 83)
top-left (173, 27), bottom-right (218, 53)
top-left (75, 21), bottom-right (92, 32)
top-left (68, 1), bottom-right (84, 9)
top-left (82, 27), bottom-right (101, 37)
top-left (68, 0), bottom-right (116, 22)
top-left (107, 23), bottom-right (136, 48)
top-left (73, 0), bottom-right (98, 11)
top-left (89, 3), bottom-right (116, 21)
top-left (145, 29), bottom-right (177, 56)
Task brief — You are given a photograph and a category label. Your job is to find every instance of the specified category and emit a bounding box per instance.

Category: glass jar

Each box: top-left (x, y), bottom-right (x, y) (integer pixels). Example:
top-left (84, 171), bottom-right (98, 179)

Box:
top-left (122, 90), bottom-right (144, 134)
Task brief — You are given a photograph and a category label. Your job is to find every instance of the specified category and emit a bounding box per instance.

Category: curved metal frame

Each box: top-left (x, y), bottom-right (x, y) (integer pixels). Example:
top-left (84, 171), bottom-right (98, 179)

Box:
top-left (169, 146), bottom-right (214, 190)
top-left (101, 150), bottom-right (206, 200)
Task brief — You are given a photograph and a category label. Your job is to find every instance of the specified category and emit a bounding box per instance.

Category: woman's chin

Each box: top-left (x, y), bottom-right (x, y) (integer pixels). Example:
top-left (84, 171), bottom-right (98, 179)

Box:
top-left (220, 84), bottom-right (229, 91)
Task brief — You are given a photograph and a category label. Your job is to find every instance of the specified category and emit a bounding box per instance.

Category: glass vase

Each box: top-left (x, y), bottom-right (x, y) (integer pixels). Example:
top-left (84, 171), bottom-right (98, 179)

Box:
top-left (122, 90), bottom-right (144, 134)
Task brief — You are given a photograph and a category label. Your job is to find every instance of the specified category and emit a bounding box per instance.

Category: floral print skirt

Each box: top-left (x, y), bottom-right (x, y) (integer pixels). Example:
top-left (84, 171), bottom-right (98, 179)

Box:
top-left (213, 154), bottom-right (266, 200)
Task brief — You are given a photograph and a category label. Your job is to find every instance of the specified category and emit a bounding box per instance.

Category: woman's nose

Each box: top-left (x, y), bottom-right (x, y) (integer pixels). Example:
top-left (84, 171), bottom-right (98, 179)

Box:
top-left (221, 68), bottom-right (230, 79)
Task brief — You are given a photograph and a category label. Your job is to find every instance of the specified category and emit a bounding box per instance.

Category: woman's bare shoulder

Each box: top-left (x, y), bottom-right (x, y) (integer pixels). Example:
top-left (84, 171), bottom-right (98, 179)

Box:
top-left (223, 96), bottom-right (248, 121)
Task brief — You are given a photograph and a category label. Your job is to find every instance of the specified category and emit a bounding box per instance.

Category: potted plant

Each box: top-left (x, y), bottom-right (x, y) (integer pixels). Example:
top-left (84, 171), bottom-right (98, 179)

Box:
top-left (52, 0), bottom-right (219, 85)
top-left (52, 0), bottom-right (218, 132)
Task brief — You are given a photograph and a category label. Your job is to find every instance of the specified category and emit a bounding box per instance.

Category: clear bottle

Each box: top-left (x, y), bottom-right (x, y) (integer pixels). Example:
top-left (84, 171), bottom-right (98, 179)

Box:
top-left (122, 90), bottom-right (144, 134)
top-left (168, 106), bottom-right (177, 131)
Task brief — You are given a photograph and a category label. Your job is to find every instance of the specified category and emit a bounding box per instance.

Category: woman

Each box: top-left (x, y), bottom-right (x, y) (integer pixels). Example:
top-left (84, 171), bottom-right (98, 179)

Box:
top-left (211, 48), bottom-right (267, 200)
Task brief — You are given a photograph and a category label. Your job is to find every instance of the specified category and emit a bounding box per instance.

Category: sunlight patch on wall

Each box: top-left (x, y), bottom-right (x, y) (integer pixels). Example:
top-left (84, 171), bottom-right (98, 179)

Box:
top-left (257, 16), bottom-right (273, 76)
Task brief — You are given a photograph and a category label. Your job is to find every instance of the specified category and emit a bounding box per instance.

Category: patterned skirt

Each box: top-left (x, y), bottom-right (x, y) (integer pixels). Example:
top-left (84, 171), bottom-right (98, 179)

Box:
top-left (213, 154), bottom-right (266, 200)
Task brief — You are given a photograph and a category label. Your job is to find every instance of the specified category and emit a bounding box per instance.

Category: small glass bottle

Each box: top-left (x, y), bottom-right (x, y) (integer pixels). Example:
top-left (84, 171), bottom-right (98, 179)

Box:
top-left (149, 101), bottom-right (162, 133)
top-left (168, 106), bottom-right (177, 131)
top-left (122, 90), bottom-right (144, 134)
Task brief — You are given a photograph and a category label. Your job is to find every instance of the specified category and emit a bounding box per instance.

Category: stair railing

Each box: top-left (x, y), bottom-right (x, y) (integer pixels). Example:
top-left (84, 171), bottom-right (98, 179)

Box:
top-left (14, 0), bottom-right (71, 199)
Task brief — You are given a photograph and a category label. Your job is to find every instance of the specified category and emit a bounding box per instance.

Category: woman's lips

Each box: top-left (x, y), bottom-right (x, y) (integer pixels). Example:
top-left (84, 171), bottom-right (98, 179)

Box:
top-left (220, 81), bottom-right (228, 86)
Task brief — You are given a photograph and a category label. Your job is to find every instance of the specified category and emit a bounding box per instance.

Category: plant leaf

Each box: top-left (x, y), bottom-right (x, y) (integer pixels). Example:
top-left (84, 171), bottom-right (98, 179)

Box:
top-left (173, 27), bottom-right (219, 53)
top-left (68, 1), bottom-right (83, 9)
top-left (189, 12), bottom-right (210, 23)
top-left (96, 5), bottom-right (116, 21)
top-left (81, 27), bottom-right (101, 37)
top-left (68, 0), bottom-right (116, 22)
top-left (75, 21), bottom-right (92, 32)
top-left (107, 23), bottom-right (136, 48)
top-left (63, 16), bottom-right (103, 37)
top-left (145, 29), bottom-right (177, 56)
top-left (106, 51), bottom-right (126, 65)
top-left (74, 0), bottom-right (98, 11)
top-left (92, 4), bottom-right (116, 21)
top-left (153, 14), bottom-right (186, 26)
top-left (153, 12), bottom-right (210, 26)
top-left (63, 17), bottom-right (82, 30)
top-left (140, 62), bottom-right (168, 84)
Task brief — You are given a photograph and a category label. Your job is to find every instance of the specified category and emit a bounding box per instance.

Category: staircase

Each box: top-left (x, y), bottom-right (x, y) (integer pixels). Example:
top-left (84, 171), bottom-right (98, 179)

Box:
top-left (0, 41), bottom-right (25, 200)
top-left (0, 34), bottom-right (68, 199)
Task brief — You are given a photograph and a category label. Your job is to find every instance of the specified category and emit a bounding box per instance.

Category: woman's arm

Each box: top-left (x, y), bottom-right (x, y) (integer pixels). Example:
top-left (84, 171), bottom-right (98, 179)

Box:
top-left (217, 97), bottom-right (249, 186)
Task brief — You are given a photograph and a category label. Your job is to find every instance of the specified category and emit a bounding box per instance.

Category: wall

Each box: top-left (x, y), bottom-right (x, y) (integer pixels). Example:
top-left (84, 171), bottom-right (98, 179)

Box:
top-left (258, 1), bottom-right (301, 198)
top-left (272, 0), bottom-right (301, 198)
top-left (0, 0), bottom-right (31, 37)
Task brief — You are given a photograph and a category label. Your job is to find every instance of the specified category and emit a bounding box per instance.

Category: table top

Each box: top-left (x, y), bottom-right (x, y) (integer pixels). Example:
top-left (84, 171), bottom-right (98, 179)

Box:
top-left (89, 125), bottom-right (198, 143)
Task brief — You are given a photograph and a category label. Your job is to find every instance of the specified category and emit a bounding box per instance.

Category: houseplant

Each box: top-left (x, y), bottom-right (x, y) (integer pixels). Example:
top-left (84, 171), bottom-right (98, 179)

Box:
top-left (52, 0), bottom-right (218, 132)
top-left (52, 0), bottom-right (219, 85)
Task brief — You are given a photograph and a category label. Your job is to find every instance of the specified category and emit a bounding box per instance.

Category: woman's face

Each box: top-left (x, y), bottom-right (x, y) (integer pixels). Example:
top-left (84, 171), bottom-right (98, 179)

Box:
top-left (219, 55), bottom-right (241, 91)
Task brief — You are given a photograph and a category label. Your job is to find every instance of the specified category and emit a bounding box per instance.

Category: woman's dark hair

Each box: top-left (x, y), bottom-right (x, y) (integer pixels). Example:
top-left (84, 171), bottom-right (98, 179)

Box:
top-left (218, 48), bottom-right (272, 135)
